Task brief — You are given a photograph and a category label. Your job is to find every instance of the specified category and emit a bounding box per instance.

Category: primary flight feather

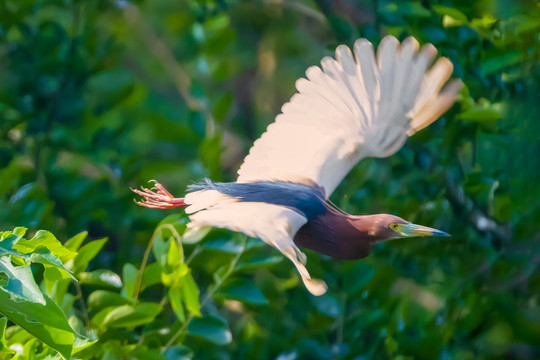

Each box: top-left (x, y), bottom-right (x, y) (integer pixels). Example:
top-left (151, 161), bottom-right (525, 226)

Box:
top-left (133, 36), bottom-right (462, 296)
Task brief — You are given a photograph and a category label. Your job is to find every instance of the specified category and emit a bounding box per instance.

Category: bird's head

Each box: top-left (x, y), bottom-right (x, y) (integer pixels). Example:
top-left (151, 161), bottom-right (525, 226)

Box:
top-left (362, 214), bottom-right (450, 242)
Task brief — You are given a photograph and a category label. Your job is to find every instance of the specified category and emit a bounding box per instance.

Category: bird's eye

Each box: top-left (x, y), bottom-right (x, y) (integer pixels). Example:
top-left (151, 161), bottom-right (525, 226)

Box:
top-left (390, 223), bottom-right (399, 231)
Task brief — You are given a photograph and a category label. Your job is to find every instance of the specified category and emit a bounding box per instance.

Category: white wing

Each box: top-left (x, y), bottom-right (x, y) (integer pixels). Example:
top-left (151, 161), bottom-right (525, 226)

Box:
top-left (237, 36), bottom-right (463, 197)
top-left (184, 190), bottom-right (328, 295)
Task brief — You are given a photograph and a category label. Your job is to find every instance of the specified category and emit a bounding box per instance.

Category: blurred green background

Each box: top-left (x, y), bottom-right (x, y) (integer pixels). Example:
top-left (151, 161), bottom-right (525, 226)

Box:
top-left (1, 0), bottom-right (540, 358)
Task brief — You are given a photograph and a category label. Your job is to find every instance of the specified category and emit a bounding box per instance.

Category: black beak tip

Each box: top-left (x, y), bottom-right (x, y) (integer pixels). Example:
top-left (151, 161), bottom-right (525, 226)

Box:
top-left (433, 230), bottom-right (451, 237)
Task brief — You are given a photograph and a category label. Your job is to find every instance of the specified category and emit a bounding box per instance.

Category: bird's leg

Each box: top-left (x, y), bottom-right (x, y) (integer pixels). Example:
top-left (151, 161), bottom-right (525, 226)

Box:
top-left (131, 180), bottom-right (187, 209)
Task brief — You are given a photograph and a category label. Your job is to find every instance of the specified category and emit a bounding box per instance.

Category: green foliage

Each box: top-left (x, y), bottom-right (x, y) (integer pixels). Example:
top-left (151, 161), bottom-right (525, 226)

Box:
top-left (0, 228), bottom-right (80, 359)
top-left (0, 0), bottom-right (539, 359)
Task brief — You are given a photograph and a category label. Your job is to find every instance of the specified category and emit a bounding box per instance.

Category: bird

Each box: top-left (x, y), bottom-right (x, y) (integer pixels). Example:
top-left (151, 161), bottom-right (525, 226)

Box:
top-left (132, 36), bottom-right (462, 296)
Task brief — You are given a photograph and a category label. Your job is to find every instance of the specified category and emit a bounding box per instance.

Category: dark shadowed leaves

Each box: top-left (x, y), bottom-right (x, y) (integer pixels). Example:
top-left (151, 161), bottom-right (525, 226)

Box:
top-left (188, 316), bottom-right (232, 345)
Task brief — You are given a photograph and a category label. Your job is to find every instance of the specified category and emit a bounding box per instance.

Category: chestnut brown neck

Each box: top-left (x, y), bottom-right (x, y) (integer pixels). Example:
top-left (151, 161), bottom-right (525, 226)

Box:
top-left (293, 212), bottom-right (382, 260)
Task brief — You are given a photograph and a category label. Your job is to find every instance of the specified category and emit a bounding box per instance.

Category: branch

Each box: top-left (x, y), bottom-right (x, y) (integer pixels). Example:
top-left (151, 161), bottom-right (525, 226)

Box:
top-left (264, 0), bottom-right (328, 25)
top-left (121, 3), bottom-right (216, 136)
top-left (161, 236), bottom-right (248, 353)
top-left (444, 171), bottom-right (513, 248)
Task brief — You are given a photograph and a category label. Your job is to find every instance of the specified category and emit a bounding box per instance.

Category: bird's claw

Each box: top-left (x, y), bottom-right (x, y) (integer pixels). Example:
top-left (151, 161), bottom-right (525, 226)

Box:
top-left (131, 181), bottom-right (186, 209)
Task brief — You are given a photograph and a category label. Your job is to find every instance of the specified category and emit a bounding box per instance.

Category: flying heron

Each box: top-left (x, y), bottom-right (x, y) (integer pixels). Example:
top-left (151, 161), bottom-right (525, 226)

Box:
top-left (133, 36), bottom-right (462, 296)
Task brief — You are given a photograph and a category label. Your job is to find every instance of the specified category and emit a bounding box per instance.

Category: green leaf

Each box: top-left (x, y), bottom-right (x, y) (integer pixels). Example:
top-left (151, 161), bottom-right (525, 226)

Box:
top-left (161, 262), bottom-right (189, 287)
top-left (236, 256), bottom-right (283, 271)
top-left (0, 290), bottom-right (74, 359)
top-left (72, 335), bottom-right (98, 355)
top-left (188, 315), bottom-right (232, 345)
top-left (122, 263), bottom-right (138, 299)
top-left (102, 303), bottom-right (163, 328)
top-left (0, 257), bottom-right (45, 304)
top-left (88, 290), bottom-right (135, 310)
top-left (168, 236), bottom-right (184, 267)
top-left (397, 2), bottom-right (431, 18)
top-left (0, 228), bottom-right (29, 258)
top-left (79, 270), bottom-right (122, 288)
top-left (220, 278), bottom-right (267, 305)
top-left (470, 15), bottom-right (498, 29)
top-left (343, 262), bottom-right (376, 296)
top-left (158, 214), bottom-right (188, 239)
top-left (129, 346), bottom-right (168, 360)
top-left (480, 51), bottom-right (523, 75)
top-left (181, 272), bottom-right (201, 316)
top-left (433, 5), bottom-right (468, 26)
top-left (152, 233), bottom-right (169, 269)
top-left (0, 317), bottom-right (14, 355)
top-left (459, 108), bottom-right (500, 123)
top-left (163, 345), bottom-right (193, 360)
top-left (154, 234), bottom-right (189, 287)
top-left (64, 232), bottom-right (88, 251)
top-left (169, 286), bottom-right (186, 322)
top-left (380, 2), bottom-right (430, 18)
top-left (311, 293), bottom-right (340, 318)
top-left (182, 226), bottom-right (210, 244)
top-left (71, 238), bottom-right (107, 274)
top-left (13, 230), bottom-right (77, 263)
top-left (213, 93), bottom-right (233, 122)
top-left (29, 248), bottom-right (75, 280)
top-left (141, 262), bottom-right (162, 290)
top-left (198, 134), bottom-right (223, 179)
top-left (204, 238), bottom-right (245, 253)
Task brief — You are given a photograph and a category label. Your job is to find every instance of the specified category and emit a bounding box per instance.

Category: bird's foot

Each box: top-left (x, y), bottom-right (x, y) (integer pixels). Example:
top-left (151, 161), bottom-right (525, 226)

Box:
top-left (131, 180), bottom-right (187, 209)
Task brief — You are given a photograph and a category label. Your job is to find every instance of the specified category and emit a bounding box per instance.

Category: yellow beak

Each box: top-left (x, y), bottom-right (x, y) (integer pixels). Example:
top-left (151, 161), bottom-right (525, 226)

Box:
top-left (398, 223), bottom-right (450, 237)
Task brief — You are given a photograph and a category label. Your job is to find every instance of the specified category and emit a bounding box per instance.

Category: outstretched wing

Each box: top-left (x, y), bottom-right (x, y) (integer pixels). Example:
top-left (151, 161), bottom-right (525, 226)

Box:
top-left (184, 190), bottom-right (328, 295)
top-left (237, 36), bottom-right (462, 197)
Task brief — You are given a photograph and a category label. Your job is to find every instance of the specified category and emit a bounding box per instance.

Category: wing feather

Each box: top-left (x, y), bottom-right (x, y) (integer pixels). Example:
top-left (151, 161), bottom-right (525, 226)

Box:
top-left (184, 191), bottom-right (328, 295)
top-left (237, 36), bottom-right (462, 197)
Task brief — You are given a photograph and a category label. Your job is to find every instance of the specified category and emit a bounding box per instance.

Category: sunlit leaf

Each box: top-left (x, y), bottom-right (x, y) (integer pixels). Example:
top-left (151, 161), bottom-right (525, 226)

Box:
top-left (0, 290), bottom-right (74, 359)
top-left (64, 232), bottom-right (88, 251)
top-left (0, 257), bottom-right (45, 304)
top-left (13, 230), bottom-right (77, 262)
top-left (71, 238), bottom-right (107, 274)
top-left (122, 263), bottom-right (138, 299)
top-left (141, 262), bottom-right (162, 290)
top-left (181, 272), bottom-right (201, 316)
top-left (102, 303), bottom-right (163, 328)
top-left (433, 5), bottom-right (468, 26)
top-left (79, 270), bottom-right (122, 288)
top-left (88, 290), bottom-right (135, 310)
top-left (169, 286), bottom-right (186, 322)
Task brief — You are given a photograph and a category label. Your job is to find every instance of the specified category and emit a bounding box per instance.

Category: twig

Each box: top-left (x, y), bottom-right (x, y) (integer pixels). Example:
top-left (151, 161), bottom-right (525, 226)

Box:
top-left (161, 236), bottom-right (249, 353)
top-left (264, 0), bottom-right (328, 25)
top-left (185, 244), bottom-right (202, 266)
top-left (133, 224), bottom-right (182, 301)
top-left (332, 293), bottom-right (346, 360)
top-left (74, 281), bottom-right (89, 327)
top-left (444, 171), bottom-right (512, 248)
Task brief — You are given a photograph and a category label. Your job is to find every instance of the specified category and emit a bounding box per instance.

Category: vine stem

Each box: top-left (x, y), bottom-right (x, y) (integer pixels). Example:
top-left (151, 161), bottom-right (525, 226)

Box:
top-left (132, 224), bottom-right (182, 301)
top-left (74, 281), bottom-right (89, 326)
top-left (161, 236), bottom-right (249, 354)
